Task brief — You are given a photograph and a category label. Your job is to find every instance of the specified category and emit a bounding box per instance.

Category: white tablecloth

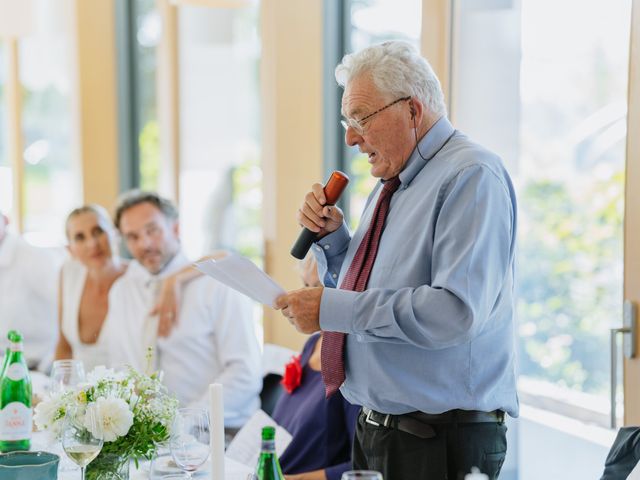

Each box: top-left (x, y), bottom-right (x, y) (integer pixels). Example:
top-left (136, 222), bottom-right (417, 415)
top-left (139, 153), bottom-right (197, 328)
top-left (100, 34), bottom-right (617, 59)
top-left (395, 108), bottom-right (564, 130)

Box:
top-left (31, 432), bottom-right (253, 480)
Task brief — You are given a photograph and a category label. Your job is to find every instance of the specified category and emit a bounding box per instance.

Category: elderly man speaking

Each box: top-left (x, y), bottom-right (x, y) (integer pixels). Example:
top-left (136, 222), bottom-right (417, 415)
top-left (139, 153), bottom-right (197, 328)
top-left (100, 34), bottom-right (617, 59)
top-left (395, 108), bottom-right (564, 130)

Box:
top-left (275, 41), bottom-right (518, 479)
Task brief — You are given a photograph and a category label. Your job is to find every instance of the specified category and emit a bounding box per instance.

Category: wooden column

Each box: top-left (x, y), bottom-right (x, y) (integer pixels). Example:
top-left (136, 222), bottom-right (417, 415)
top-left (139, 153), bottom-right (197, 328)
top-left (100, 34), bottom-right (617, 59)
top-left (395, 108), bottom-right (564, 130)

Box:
top-left (421, 0), bottom-right (453, 116)
top-left (156, 0), bottom-right (181, 203)
top-left (71, 0), bottom-right (120, 207)
top-left (5, 38), bottom-right (24, 231)
top-left (623, 0), bottom-right (640, 426)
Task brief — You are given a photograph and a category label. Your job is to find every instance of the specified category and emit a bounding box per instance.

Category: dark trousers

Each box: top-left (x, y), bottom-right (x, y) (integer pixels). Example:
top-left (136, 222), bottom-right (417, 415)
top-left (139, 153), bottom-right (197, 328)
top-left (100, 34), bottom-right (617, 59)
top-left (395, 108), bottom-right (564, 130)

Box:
top-left (353, 410), bottom-right (507, 480)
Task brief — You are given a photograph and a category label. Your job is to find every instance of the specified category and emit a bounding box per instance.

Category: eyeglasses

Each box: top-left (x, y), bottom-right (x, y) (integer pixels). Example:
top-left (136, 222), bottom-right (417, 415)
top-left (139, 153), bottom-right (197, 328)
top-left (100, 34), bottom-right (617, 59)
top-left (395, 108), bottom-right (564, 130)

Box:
top-left (341, 96), bottom-right (411, 135)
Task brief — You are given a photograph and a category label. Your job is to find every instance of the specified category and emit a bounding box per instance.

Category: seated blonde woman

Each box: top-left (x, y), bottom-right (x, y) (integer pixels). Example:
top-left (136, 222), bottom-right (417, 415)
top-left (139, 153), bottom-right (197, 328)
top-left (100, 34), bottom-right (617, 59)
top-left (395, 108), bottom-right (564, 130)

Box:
top-left (55, 204), bottom-right (194, 372)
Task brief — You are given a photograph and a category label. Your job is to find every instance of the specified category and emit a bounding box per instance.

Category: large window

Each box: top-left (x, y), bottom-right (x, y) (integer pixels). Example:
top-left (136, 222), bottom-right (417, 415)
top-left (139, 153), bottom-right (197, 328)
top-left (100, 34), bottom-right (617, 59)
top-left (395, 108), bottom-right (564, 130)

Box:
top-left (177, 4), bottom-right (262, 262)
top-left (452, 0), bottom-right (631, 423)
top-left (343, 0), bottom-right (422, 229)
top-left (122, 2), bottom-right (262, 263)
top-left (20, 7), bottom-right (78, 246)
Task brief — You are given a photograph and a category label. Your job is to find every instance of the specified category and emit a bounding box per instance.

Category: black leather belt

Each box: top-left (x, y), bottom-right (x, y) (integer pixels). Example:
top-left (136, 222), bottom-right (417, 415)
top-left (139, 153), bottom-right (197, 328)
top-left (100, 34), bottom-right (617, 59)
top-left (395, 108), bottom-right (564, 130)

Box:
top-left (361, 407), bottom-right (505, 439)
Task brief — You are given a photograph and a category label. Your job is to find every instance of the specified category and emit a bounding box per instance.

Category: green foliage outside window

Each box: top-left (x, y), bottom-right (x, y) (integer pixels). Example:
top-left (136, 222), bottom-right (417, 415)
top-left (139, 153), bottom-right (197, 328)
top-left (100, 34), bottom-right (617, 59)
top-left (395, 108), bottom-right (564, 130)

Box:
top-left (232, 155), bottom-right (263, 266)
top-left (517, 170), bottom-right (624, 394)
top-left (139, 120), bottom-right (160, 191)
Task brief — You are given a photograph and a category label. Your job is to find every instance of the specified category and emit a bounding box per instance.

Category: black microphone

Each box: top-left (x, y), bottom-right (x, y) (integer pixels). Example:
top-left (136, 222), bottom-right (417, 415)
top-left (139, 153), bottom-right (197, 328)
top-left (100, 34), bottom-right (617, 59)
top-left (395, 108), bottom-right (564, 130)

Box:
top-left (290, 171), bottom-right (350, 259)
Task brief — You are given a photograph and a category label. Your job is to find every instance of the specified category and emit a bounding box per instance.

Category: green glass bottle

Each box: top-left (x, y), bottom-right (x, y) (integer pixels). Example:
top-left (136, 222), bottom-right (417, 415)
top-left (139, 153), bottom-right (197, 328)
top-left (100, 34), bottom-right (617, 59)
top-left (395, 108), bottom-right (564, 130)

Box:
top-left (0, 346), bottom-right (9, 378)
top-left (0, 330), bottom-right (32, 452)
top-left (255, 426), bottom-right (284, 480)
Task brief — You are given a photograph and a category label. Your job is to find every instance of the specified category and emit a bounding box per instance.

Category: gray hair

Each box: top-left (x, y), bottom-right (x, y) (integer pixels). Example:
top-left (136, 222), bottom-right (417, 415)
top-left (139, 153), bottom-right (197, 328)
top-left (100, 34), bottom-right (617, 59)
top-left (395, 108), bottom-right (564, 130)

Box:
top-left (335, 41), bottom-right (447, 118)
top-left (65, 204), bottom-right (114, 239)
top-left (114, 190), bottom-right (178, 230)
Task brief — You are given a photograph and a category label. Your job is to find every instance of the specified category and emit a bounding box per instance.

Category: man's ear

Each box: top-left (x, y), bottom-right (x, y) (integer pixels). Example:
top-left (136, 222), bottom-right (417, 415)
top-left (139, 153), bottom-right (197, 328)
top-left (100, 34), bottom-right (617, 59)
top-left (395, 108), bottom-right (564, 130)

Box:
top-left (173, 220), bottom-right (180, 239)
top-left (409, 98), bottom-right (424, 124)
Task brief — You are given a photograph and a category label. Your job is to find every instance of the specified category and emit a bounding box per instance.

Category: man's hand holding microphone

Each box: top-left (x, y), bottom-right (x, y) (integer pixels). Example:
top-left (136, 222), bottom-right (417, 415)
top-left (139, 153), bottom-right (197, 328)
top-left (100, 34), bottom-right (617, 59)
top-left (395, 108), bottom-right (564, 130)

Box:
top-left (275, 171), bottom-right (349, 333)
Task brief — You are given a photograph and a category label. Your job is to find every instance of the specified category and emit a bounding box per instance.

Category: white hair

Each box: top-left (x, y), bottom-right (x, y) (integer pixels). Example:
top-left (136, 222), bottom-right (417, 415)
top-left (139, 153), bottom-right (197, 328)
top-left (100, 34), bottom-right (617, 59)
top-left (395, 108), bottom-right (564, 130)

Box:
top-left (335, 41), bottom-right (447, 118)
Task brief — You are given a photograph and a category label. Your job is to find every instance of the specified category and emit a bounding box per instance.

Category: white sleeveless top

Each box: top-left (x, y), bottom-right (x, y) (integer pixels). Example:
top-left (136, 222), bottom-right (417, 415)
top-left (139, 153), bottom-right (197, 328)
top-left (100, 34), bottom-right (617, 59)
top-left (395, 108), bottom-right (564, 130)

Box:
top-left (61, 259), bottom-right (111, 373)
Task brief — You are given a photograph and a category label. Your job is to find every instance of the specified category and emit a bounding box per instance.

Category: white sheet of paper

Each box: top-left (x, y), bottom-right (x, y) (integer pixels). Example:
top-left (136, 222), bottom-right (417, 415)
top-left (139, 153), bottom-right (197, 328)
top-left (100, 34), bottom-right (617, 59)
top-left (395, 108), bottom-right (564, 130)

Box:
top-left (225, 409), bottom-right (292, 468)
top-left (224, 457), bottom-right (256, 480)
top-left (195, 254), bottom-right (285, 308)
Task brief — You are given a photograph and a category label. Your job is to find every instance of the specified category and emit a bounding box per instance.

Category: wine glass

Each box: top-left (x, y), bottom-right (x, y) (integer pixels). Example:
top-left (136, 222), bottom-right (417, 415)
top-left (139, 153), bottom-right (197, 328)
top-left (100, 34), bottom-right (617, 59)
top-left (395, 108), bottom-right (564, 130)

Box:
top-left (50, 359), bottom-right (85, 394)
top-left (169, 408), bottom-right (210, 479)
top-left (341, 471), bottom-right (384, 480)
top-left (62, 409), bottom-right (103, 480)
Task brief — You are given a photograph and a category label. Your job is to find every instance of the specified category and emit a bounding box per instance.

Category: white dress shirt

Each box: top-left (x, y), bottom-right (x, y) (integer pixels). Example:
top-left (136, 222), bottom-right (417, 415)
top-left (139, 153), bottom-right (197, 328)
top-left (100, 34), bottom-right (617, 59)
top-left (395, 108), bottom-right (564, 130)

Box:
top-left (105, 252), bottom-right (262, 427)
top-left (0, 232), bottom-right (62, 370)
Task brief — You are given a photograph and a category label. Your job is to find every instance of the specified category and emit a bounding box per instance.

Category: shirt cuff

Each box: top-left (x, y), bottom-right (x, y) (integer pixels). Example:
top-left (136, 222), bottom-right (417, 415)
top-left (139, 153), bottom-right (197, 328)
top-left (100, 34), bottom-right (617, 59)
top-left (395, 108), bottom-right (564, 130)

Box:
top-left (315, 223), bottom-right (350, 256)
top-left (320, 287), bottom-right (358, 333)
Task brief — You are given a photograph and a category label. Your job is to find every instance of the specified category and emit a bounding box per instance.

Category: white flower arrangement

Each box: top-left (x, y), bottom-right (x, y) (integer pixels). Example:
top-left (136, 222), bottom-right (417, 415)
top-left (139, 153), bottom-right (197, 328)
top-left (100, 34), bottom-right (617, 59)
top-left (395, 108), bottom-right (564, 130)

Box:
top-left (35, 365), bottom-right (179, 463)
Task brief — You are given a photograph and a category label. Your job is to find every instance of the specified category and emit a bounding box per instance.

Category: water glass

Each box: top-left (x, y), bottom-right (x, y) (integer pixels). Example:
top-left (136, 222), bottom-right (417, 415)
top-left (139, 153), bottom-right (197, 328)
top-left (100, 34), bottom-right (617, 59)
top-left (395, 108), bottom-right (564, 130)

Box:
top-left (50, 359), bottom-right (85, 394)
top-left (341, 471), bottom-right (384, 480)
top-left (169, 408), bottom-right (210, 478)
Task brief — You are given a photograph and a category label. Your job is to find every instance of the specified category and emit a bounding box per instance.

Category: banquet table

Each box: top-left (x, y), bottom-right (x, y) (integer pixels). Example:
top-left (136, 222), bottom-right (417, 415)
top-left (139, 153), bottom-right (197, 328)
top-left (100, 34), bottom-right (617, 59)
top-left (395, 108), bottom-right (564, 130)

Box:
top-left (27, 372), bottom-right (253, 479)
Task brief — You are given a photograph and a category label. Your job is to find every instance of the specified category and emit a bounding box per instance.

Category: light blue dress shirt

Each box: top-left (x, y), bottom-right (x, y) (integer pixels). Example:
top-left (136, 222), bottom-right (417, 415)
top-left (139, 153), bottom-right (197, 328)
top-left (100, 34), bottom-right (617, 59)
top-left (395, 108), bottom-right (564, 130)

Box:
top-left (315, 116), bottom-right (519, 417)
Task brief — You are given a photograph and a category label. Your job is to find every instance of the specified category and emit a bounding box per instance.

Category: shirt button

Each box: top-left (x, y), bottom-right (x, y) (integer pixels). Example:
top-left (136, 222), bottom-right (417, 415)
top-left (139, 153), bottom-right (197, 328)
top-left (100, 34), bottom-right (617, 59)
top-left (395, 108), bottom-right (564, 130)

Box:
top-left (332, 273), bottom-right (337, 279)
top-left (324, 244), bottom-right (330, 250)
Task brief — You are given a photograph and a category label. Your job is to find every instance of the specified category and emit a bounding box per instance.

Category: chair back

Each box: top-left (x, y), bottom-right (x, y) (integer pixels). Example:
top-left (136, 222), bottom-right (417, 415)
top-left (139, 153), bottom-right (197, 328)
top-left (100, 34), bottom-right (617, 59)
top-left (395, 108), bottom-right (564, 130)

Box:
top-left (260, 373), bottom-right (284, 417)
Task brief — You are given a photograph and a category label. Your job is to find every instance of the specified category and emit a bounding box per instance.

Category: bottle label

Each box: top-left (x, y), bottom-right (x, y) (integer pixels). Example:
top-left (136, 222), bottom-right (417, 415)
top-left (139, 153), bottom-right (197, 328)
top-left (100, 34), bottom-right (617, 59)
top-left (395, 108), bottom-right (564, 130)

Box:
top-left (0, 402), bottom-right (32, 441)
top-left (9, 342), bottom-right (23, 353)
top-left (260, 440), bottom-right (276, 453)
top-left (6, 363), bottom-right (27, 381)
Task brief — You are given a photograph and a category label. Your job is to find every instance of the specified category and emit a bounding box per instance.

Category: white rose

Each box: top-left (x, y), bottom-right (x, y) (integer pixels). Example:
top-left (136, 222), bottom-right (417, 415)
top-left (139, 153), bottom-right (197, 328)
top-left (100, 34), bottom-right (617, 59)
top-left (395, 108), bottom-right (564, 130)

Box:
top-left (85, 397), bottom-right (134, 442)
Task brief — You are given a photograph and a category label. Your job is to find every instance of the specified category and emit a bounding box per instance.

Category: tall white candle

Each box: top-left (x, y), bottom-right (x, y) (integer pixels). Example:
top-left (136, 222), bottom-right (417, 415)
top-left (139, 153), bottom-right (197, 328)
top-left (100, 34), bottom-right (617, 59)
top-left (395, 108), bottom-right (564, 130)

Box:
top-left (209, 383), bottom-right (225, 480)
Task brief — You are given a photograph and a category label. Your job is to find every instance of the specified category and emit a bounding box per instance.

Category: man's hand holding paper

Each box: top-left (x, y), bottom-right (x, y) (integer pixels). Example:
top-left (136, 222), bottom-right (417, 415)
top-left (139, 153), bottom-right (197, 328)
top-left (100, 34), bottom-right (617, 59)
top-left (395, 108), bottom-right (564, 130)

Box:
top-left (274, 287), bottom-right (323, 334)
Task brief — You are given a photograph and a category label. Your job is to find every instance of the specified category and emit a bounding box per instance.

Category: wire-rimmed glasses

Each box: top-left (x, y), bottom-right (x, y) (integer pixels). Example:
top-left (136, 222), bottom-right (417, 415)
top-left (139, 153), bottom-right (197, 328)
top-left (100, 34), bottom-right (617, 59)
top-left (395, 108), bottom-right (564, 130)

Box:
top-left (341, 96), bottom-right (411, 135)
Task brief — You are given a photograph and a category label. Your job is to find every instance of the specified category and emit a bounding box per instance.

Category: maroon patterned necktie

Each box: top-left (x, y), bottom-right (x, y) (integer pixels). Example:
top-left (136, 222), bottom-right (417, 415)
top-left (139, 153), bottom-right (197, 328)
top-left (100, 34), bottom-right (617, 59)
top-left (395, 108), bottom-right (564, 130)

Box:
top-left (321, 176), bottom-right (401, 397)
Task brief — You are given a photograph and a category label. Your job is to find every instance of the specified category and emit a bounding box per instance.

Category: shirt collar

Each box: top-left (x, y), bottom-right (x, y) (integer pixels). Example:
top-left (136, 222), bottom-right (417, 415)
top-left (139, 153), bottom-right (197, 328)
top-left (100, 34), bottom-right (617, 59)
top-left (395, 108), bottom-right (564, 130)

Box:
top-left (0, 233), bottom-right (19, 268)
top-left (128, 250), bottom-right (191, 286)
top-left (398, 116), bottom-right (455, 188)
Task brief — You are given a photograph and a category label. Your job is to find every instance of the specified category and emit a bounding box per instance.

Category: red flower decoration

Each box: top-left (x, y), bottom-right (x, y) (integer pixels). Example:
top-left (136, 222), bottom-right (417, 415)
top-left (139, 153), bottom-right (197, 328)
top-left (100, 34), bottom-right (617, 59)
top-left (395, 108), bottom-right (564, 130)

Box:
top-left (281, 354), bottom-right (303, 394)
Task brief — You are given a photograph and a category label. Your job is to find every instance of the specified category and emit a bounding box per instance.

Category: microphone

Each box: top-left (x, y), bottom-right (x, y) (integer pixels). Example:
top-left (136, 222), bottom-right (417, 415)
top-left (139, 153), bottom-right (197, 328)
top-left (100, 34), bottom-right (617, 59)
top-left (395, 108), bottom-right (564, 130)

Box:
top-left (290, 170), bottom-right (350, 259)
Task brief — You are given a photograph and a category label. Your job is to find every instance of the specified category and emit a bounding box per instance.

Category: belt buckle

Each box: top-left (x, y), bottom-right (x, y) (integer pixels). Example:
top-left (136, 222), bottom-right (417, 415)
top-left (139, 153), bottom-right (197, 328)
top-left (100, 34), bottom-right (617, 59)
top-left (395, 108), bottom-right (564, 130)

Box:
top-left (365, 409), bottom-right (391, 428)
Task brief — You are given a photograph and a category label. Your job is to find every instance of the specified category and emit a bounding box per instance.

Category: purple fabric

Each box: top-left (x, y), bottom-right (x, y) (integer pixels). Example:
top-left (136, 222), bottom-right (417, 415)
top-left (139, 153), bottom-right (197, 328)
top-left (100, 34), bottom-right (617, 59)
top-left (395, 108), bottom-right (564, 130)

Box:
top-left (272, 334), bottom-right (360, 480)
